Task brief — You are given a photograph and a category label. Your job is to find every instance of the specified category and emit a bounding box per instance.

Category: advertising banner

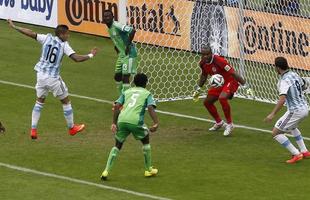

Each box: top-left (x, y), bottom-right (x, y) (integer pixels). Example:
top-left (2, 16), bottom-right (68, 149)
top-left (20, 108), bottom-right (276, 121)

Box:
top-left (226, 7), bottom-right (310, 70)
top-left (0, 0), bottom-right (58, 28)
top-left (58, 0), bottom-right (193, 50)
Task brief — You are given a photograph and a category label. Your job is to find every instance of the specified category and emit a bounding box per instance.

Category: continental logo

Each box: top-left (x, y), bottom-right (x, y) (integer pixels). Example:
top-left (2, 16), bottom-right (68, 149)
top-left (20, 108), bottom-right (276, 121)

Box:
top-left (128, 4), bottom-right (181, 36)
top-left (65, 0), bottom-right (118, 26)
top-left (242, 17), bottom-right (309, 57)
top-left (64, 0), bottom-right (181, 36)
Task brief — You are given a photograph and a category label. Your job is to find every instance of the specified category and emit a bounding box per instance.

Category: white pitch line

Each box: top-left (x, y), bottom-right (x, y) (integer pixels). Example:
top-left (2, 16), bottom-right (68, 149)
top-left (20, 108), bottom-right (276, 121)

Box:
top-left (0, 79), bottom-right (309, 142)
top-left (0, 162), bottom-right (171, 200)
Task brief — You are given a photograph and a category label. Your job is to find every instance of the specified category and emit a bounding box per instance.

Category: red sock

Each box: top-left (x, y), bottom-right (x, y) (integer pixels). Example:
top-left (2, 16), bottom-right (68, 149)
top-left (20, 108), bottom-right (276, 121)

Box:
top-left (219, 98), bottom-right (232, 124)
top-left (204, 101), bottom-right (221, 123)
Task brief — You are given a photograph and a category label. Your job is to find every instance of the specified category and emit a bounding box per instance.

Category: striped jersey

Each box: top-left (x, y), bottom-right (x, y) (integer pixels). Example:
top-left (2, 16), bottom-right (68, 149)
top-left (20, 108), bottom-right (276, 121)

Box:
top-left (34, 34), bottom-right (75, 78)
top-left (277, 71), bottom-right (308, 111)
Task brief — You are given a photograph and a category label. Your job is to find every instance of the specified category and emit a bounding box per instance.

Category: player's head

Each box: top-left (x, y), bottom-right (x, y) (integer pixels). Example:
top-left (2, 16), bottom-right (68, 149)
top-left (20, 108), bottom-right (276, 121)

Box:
top-left (134, 73), bottom-right (148, 88)
top-left (103, 10), bottom-right (114, 25)
top-left (55, 25), bottom-right (69, 41)
top-left (201, 46), bottom-right (213, 63)
top-left (275, 57), bottom-right (289, 74)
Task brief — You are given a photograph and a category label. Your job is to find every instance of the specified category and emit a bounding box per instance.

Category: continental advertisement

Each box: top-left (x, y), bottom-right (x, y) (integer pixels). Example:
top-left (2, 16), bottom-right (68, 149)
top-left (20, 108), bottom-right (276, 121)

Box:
top-left (226, 7), bottom-right (310, 70)
top-left (58, 0), bottom-right (194, 50)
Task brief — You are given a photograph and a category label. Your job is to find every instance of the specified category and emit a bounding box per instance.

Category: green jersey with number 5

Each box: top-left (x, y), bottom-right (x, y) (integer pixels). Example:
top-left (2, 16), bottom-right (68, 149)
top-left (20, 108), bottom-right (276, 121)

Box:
top-left (116, 87), bottom-right (156, 126)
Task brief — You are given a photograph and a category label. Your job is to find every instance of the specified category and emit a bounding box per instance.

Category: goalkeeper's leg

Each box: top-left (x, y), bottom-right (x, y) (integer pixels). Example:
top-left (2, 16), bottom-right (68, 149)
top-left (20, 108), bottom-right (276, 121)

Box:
top-left (203, 95), bottom-right (222, 123)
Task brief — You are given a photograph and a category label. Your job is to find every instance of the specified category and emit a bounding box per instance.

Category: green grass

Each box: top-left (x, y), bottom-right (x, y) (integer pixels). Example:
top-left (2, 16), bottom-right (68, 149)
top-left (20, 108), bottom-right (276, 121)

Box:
top-left (1, 20), bottom-right (310, 200)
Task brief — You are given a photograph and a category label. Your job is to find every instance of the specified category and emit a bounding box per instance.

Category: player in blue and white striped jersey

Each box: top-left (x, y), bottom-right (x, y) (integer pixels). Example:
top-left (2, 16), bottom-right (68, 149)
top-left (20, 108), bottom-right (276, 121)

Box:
top-left (264, 57), bottom-right (310, 164)
top-left (8, 19), bottom-right (98, 139)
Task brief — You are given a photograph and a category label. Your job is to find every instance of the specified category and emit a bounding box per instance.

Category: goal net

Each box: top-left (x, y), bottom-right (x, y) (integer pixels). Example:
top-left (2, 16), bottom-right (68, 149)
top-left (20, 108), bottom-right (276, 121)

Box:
top-left (124, 0), bottom-right (310, 103)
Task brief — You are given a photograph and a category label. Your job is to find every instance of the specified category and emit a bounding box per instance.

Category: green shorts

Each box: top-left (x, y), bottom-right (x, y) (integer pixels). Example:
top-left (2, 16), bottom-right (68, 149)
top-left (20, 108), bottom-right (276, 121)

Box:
top-left (115, 122), bottom-right (149, 143)
top-left (115, 55), bottom-right (138, 75)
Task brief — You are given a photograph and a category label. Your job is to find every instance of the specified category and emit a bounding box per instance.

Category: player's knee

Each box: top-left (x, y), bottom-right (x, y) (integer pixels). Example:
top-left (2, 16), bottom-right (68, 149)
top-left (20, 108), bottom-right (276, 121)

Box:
top-left (115, 140), bottom-right (123, 150)
top-left (114, 73), bottom-right (122, 82)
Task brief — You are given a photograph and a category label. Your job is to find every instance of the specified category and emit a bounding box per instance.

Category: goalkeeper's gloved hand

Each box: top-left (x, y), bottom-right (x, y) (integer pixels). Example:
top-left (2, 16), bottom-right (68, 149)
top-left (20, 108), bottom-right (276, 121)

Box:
top-left (192, 85), bottom-right (201, 102)
top-left (241, 83), bottom-right (254, 98)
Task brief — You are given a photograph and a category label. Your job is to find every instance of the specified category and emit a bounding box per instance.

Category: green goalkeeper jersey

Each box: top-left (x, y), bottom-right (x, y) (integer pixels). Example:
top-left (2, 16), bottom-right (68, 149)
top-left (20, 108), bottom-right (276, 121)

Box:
top-left (108, 21), bottom-right (137, 57)
top-left (116, 87), bottom-right (156, 126)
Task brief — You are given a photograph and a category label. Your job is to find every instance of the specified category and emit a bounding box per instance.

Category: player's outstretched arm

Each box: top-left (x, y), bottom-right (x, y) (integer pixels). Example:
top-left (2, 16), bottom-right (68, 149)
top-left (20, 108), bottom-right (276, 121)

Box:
top-left (70, 47), bottom-right (98, 62)
top-left (7, 19), bottom-right (37, 39)
top-left (193, 74), bottom-right (207, 102)
top-left (148, 105), bottom-right (159, 132)
top-left (264, 95), bottom-right (286, 123)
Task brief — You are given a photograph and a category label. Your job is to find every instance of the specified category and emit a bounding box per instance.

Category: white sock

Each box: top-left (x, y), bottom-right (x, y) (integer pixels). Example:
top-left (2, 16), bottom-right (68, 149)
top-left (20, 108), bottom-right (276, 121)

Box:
top-left (274, 134), bottom-right (300, 155)
top-left (63, 103), bottom-right (74, 128)
top-left (31, 101), bottom-right (44, 129)
top-left (291, 128), bottom-right (308, 153)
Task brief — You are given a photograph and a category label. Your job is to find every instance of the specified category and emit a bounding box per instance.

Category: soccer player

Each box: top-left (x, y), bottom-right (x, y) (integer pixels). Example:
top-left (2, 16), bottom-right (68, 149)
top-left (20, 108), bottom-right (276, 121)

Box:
top-left (264, 57), bottom-right (310, 164)
top-left (103, 10), bottom-right (138, 94)
top-left (0, 121), bottom-right (5, 133)
top-left (100, 73), bottom-right (159, 180)
top-left (193, 46), bottom-right (247, 136)
top-left (8, 19), bottom-right (98, 139)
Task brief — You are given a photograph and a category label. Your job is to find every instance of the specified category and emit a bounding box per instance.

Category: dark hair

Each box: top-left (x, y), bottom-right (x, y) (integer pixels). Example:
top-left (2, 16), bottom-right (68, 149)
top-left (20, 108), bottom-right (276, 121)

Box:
top-left (134, 73), bottom-right (148, 87)
top-left (275, 57), bottom-right (289, 70)
top-left (55, 25), bottom-right (69, 37)
top-left (103, 9), bottom-right (114, 16)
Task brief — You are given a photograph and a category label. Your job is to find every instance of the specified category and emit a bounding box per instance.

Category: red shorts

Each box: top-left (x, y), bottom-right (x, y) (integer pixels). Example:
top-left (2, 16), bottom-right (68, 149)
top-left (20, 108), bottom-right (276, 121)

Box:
top-left (208, 80), bottom-right (239, 97)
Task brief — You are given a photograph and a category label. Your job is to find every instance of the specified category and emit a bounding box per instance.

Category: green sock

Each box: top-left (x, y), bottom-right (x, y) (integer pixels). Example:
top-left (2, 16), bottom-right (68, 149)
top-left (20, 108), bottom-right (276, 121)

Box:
top-left (116, 81), bottom-right (123, 95)
top-left (104, 147), bottom-right (119, 172)
top-left (122, 83), bottom-right (131, 93)
top-left (142, 144), bottom-right (152, 171)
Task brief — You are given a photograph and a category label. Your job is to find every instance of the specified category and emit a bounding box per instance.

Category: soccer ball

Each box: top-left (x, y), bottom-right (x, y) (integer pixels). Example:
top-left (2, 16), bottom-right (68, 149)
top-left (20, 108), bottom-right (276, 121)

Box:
top-left (209, 74), bottom-right (224, 88)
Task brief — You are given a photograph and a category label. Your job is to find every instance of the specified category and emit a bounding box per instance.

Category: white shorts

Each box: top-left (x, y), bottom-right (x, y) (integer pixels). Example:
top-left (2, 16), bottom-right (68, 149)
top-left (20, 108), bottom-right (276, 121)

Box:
top-left (35, 73), bottom-right (68, 100)
top-left (275, 109), bottom-right (309, 132)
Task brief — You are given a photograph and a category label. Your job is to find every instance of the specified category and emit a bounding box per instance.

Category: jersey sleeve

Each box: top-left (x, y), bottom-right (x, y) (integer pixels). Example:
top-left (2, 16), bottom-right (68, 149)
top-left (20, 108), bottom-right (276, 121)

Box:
top-left (113, 21), bottom-right (133, 33)
top-left (217, 57), bottom-right (235, 74)
top-left (278, 79), bottom-right (292, 96)
top-left (36, 34), bottom-right (48, 44)
top-left (146, 94), bottom-right (157, 108)
top-left (115, 94), bottom-right (125, 105)
top-left (64, 42), bottom-right (76, 57)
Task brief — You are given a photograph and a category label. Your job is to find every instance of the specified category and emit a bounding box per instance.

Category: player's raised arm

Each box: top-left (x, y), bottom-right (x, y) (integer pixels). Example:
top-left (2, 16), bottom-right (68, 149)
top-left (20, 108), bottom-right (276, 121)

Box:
top-left (70, 47), bottom-right (98, 62)
top-left (7, 19), bottom-right (37, 39)
top-left (148, 105), bottom-right (159, 132)
top-left (125, 29), bottom-right (136, 55)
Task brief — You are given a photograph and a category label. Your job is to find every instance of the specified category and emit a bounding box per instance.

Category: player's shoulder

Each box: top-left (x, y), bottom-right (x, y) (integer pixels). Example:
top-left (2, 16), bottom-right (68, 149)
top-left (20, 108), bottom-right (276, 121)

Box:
top-left (213, 55), bottom-right (227, 63)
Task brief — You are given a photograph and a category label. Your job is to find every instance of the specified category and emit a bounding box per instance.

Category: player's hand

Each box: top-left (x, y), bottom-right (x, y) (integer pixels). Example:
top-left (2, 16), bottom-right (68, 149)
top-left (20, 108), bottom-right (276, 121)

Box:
top-left (241, 83), bottom-right (254, 98)
top-left (90, 47), bottom-right (98, 56)
top-left (111, 123), bottom-right (117, 134)
top-left (264, 113), bottom-right (274, 123)
top-left (149, 123), bottom-right (158, 132)
top-left (192, 85), bottom-right (201, 102)
top-left (0, 122), bottom-right (5, 133)
top-left (7, 19), bottom-right (15, 29)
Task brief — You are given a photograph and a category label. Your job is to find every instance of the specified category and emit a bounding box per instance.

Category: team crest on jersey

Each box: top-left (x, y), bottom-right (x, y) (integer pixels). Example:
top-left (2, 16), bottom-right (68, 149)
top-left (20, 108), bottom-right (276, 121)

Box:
top-left (224, 65), bottom-right (231, 71)
top-left (212, 67), bottom-right (217, 72)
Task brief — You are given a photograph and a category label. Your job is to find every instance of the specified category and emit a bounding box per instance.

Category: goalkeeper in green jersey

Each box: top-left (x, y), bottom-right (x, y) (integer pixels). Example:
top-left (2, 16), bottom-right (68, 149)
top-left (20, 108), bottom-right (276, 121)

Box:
top-left (103, 10), bottom-right (138, 94)
top-left (100, 73), bottom-right (159, 180)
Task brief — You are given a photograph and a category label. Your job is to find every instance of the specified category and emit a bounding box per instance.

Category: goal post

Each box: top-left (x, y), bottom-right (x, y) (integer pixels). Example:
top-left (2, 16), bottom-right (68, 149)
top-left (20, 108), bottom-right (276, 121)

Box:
top-left (120, 0), bottom-right (310, 103)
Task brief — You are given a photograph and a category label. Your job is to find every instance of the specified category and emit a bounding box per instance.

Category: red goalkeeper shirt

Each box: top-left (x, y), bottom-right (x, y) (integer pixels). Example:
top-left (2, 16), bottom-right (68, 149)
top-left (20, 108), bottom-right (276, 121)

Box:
top-left (199, 55), bottom-right (236, 83)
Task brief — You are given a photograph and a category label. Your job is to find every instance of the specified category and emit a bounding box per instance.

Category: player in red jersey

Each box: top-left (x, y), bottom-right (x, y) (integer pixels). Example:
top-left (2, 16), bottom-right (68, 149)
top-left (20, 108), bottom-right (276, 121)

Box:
top-left (193, 46), bottom-right (247, 136)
